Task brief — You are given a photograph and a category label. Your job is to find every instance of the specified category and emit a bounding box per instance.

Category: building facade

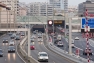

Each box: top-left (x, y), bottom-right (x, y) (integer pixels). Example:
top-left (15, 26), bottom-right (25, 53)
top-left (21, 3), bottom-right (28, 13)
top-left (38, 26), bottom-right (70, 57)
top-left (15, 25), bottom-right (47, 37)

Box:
top-left (0, 0), bottom-right (19, 16)
top-left (49, 0), bottom-right (68, 10)
top-left (78, 1), bottom-right (94, 17)
top-left (0, 2), bottom-right (16, 28)
top-left (68, 6), bottom-right (78, 17)
top-left (19, 7), bottom-right (27, 16)
top-left (29, 2), bottom-right (53, 16)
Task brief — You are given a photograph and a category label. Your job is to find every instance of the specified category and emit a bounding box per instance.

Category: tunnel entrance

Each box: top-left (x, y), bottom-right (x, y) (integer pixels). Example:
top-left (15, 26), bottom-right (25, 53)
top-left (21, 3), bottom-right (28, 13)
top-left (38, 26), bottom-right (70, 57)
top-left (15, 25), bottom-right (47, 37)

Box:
top-left (32, 25), bottom-right (45, 33)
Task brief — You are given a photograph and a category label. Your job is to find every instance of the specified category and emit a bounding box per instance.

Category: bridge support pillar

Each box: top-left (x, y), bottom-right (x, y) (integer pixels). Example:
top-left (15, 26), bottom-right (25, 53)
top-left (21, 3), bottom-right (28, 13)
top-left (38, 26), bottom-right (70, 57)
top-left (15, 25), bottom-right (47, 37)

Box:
top-left (28, 29), bottom-right (30, 56)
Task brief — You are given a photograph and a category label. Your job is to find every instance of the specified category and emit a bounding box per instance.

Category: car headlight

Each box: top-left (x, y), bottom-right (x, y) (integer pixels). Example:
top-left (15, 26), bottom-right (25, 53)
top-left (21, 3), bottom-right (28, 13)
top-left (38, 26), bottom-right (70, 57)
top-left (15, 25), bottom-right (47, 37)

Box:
top-left (39, 57), bottom-right (43, 59)
top-left (13, 49), bottom-right (15, 50)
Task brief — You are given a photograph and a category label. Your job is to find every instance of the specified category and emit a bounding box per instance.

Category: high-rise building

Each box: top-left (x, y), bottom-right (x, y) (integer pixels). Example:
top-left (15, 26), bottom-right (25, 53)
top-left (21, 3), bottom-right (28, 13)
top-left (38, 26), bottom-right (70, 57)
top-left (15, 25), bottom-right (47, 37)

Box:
top-left (49, 0), bottom-right (68, 11)
top-left (78, 1), bottom-right (94, 17)
top-left (63, 0), bottom-right (68, 12)
top-left (0, 0), bottom-right (19, 16)
top-left (29, 2), bottom-right (53, 16)
top-left (0, 2), bottom-right (16, 28)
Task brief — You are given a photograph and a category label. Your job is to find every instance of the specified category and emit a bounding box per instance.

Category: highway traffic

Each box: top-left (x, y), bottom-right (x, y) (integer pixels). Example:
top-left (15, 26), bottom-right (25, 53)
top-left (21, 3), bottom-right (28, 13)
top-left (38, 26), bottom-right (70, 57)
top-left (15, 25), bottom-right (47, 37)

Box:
top-left (52, 27), bottom-right (94, 62)
top-left (24, 32), bottom-right (76, 63)
top-left (0, 33), bottom-right (25, 63)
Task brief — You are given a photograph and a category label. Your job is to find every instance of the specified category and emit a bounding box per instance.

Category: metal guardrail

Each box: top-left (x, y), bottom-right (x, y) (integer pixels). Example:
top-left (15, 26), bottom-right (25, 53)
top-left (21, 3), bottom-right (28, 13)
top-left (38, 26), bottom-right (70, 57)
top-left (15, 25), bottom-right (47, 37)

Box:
top-left (18, 36), bottom-right (39, 63)
top-left (47, 37), bottom-right (94, 63)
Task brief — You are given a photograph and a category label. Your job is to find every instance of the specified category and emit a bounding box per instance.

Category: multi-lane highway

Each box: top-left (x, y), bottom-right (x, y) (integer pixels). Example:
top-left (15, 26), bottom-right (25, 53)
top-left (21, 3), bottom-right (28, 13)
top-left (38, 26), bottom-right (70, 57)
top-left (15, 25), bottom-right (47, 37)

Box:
top-left (0, 34), bottom-right (25, 63)
top-left (24, 33), bottom-right (76, 63)
top-left (53, 30), bottom-right (94, 61)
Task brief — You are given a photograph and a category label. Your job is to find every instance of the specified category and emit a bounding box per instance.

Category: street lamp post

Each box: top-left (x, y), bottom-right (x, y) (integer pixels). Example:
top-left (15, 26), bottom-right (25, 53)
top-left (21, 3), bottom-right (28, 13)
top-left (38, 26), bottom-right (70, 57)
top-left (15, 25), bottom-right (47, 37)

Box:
top-left (69, 17), bottom-right (72, 55)
top-left (52, 0), bottom-right (54, 44)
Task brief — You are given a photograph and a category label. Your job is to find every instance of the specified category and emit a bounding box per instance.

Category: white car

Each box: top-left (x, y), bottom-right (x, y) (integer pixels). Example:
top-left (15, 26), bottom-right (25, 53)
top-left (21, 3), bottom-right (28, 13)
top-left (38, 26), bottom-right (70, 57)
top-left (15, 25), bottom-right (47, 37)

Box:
top-left (31, 38), bottom-right (34, 42)
top-left (38, 38), bottom-right (43, 42)
top-left (9, 40), bottom-right (15, 46)
top-left (75, 37), bottom-right (79, 40)
top-left (31, 35), bottom-right (36, 39)
top-left (38, 52), bottom-right (48, 62)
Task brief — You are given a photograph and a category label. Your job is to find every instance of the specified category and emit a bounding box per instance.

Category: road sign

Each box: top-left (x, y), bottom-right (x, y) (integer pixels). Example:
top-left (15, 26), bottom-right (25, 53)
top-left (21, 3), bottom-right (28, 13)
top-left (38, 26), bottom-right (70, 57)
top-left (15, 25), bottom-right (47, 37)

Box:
top-left (81, 18), bottom-right (94, 29)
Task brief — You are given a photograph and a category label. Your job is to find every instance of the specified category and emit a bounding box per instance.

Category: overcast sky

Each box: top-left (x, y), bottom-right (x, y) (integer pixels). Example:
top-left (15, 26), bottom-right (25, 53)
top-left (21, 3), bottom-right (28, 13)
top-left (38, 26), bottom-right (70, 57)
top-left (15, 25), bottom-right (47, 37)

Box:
top-left (19, 0), bottom-right (86, 6)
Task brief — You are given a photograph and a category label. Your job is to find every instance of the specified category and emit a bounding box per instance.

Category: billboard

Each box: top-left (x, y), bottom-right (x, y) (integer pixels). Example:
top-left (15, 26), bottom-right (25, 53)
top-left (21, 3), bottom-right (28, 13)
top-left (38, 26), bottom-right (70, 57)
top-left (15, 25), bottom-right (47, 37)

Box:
top-left (81, 18), bottom-right (94, 33)
top-left (81, 18), bottom-right (94, 29)
top-left (47, 20), bottom-right (65, 27)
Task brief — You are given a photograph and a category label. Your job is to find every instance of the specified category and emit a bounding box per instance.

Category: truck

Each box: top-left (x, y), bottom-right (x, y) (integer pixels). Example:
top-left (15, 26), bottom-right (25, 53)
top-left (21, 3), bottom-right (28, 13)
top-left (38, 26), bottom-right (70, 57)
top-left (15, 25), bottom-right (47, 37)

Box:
top-left (57, 35), bottom-right (62, 40)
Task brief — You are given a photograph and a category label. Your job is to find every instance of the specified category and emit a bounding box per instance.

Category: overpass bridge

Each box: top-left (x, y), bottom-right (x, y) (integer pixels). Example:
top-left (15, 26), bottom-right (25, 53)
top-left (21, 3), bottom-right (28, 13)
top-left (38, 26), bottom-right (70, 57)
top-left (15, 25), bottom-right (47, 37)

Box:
top-left (17, 16), bottom-right (81, 26)
top-left (0, 16), bottom-right (82, 32)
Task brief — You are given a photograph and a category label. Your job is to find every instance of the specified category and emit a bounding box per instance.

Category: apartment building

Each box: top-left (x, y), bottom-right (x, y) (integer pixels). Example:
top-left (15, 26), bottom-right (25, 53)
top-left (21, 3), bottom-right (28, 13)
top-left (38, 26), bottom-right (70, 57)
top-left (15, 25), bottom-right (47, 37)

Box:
top-left (19, 7), bottom-right (27, 16)
top-left (0, 2), bottom-right (16, 28)
top-left (29, 2), bottom-right (53, 16)
top-left (49, 0), bottom-right (68, 10)
top-left (78, 1), bottom-right (94, 17)
top-left (0, 0), bottom-right (19, 16)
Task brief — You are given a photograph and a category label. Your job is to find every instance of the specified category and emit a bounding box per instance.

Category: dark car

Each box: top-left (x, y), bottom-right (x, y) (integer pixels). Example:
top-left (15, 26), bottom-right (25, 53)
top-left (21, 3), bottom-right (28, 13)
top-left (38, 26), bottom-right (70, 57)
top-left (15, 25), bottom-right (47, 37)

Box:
top-left (21, 32), bottom-right (25, 36)
top-left (83, 48), bottom-right (92, 55)
top-left (54, 40), bottom-right (59, 44)
top-left (8, 46), bottom-right (15, 53)
top-left (0, 49), bottom-right (3, 57)
top-left (10, 35), bottom-right (15, 39)
top-left (8, 32), bottom-right (12, 36)
top-left (15, 36), bottom-right (20, 40)
top-left (57, 41), bottom-right (63, 47)
top-left (3, 38), bottom-right (8, 43)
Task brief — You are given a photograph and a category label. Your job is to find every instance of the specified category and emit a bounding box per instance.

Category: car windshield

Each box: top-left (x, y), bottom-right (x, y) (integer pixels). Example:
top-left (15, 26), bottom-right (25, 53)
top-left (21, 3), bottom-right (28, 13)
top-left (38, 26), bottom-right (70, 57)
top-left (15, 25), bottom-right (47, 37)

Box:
top-left (0, 50), bottom-right (2, 53)
top-left (9, 46), bottom-right (15, 49)
top-left (58, 42), bottom-right (62, 44)
top-left (16, 36), bottom-right (20, 38)
top-left (40, 54), bottom-right (47, 56)
top-left (4, 38), bottom-right (8, 40)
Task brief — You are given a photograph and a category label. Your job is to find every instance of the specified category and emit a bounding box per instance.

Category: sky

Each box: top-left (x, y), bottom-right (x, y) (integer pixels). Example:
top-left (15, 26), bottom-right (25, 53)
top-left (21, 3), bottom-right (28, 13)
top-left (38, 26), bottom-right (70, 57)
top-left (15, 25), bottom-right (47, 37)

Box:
top-left (19, 0), bottom-right (86, 6)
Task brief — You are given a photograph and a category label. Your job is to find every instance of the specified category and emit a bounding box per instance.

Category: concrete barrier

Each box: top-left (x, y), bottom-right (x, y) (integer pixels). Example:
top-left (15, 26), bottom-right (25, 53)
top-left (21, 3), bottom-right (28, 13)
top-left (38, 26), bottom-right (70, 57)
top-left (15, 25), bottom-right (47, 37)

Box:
top-left (18, 36), bottom-right (39, 63)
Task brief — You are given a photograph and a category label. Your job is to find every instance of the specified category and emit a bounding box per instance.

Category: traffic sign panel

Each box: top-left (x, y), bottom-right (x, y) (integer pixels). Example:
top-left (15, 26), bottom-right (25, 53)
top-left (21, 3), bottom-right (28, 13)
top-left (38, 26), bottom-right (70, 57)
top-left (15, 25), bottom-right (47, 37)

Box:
top-left (81, 18), bottom-right (94, 29)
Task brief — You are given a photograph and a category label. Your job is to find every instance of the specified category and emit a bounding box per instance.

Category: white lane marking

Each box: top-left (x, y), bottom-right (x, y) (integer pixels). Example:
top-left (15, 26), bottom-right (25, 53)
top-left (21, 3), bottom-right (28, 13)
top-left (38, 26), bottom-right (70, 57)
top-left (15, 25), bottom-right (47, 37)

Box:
top-left (89, 39), bottom-right (94, 47)
top-left (53, 61), bottom-right (56, 63)
top-left (5, 59), bottom-right (6, 61)
top-left (16, 44), bottom-right (26, 63)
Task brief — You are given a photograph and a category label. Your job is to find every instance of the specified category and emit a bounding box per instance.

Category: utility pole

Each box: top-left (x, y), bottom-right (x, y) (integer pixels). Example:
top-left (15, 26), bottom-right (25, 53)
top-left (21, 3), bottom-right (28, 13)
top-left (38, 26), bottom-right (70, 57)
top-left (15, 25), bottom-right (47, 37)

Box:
top-left (28, 28), bottom-right (30, 56)
top-left (52, 0), bottom-right (54, 43)
top-left (69, 17), bottom-right (72, 55)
